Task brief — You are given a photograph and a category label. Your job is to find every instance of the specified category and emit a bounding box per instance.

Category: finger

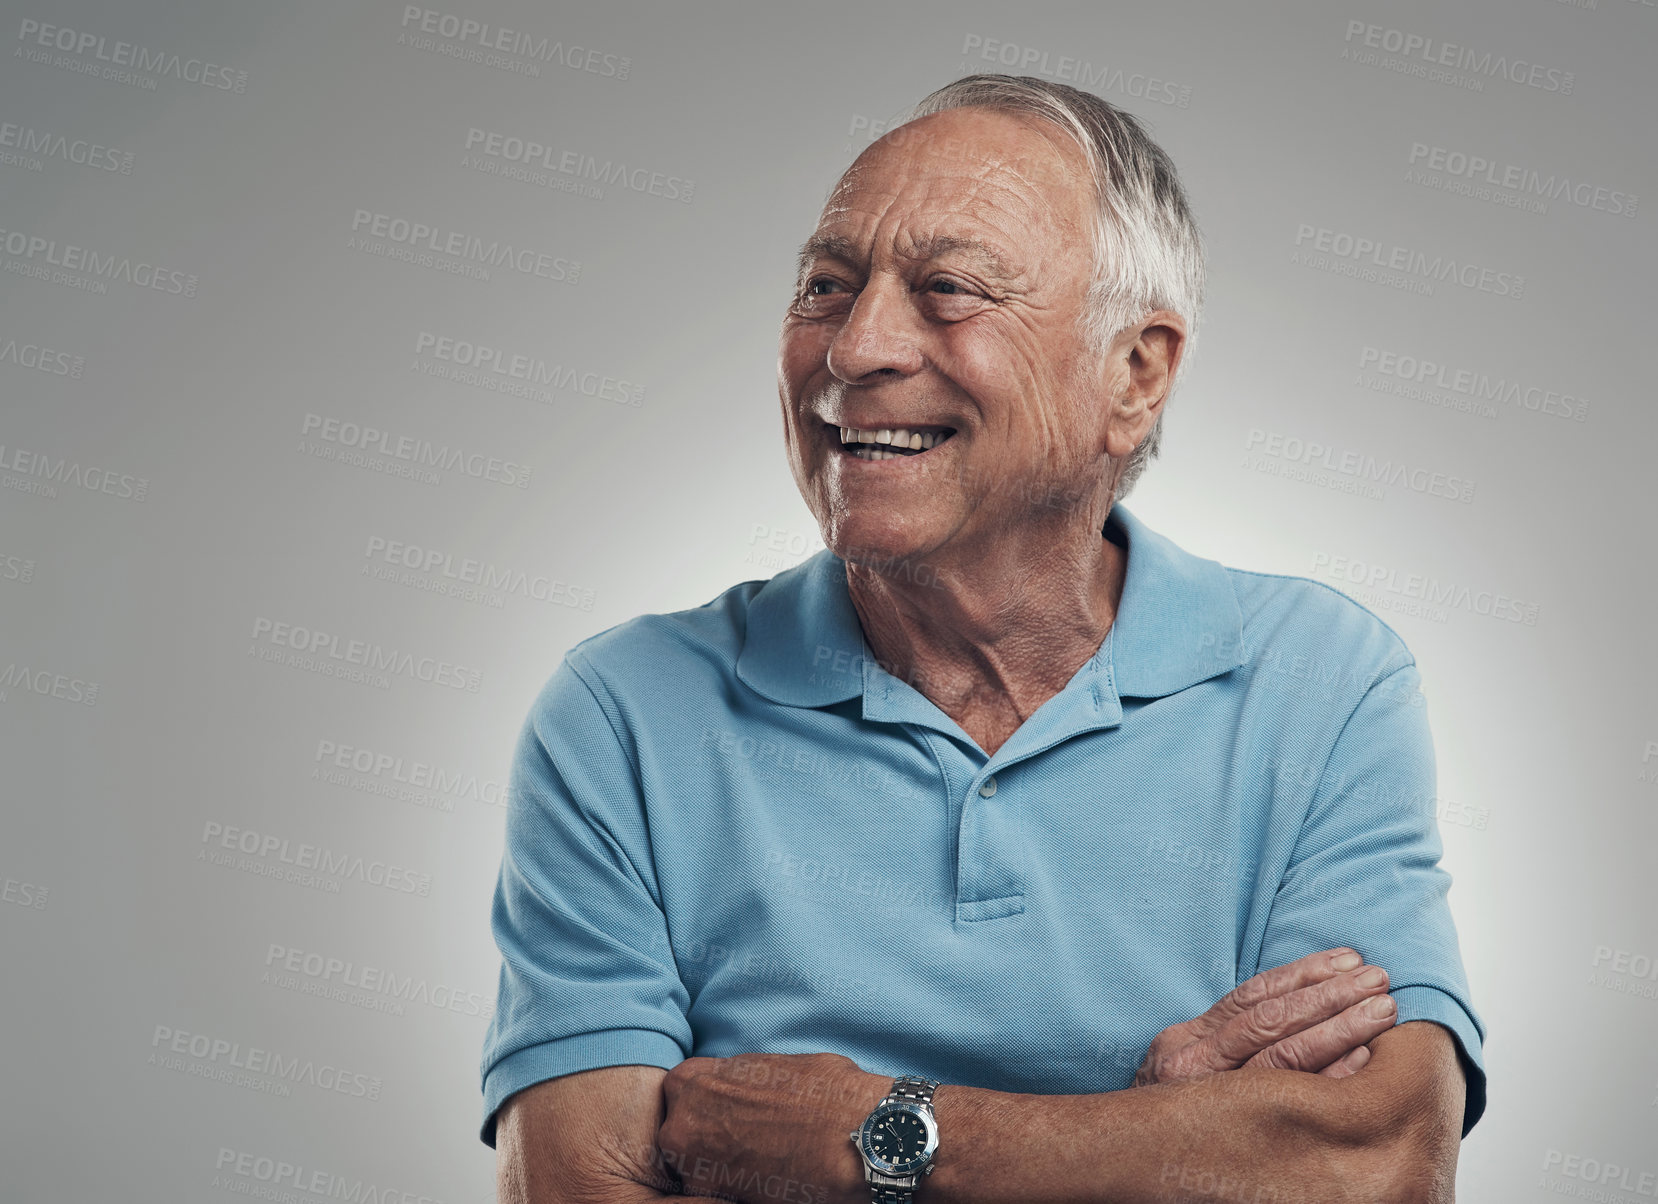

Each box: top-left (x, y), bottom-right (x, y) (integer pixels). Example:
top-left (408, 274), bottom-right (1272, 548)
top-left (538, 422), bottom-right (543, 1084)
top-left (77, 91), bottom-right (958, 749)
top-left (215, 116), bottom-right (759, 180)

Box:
top-left (660, 1056), bottom-right (719, 1109)
top-left (1240, 993), bottom-right (1396, 1074)
top-left (1199, 965), bottom-right (1391, 1069)
top-left (1138, 952), bottom-right (1367, 1082)
top-left (1318, 1043), bottom-right (1373, 1079)
top-left (1184, 947), bottom-right (1366, 1041)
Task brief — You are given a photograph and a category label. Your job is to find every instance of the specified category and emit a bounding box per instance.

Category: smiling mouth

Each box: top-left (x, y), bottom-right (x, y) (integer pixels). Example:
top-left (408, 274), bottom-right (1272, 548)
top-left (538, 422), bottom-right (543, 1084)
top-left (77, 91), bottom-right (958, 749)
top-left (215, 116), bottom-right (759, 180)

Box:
top-left (832, 424), bottom-right (957, 461)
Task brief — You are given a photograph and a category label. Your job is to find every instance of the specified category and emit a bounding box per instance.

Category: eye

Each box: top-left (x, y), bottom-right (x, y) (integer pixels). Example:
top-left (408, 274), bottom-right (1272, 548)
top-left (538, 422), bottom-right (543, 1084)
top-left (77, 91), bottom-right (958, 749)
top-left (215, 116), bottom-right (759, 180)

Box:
top-left (805, 277), bottom-right (846, 295)
top-left (922, 277), bottom-right (989, 317)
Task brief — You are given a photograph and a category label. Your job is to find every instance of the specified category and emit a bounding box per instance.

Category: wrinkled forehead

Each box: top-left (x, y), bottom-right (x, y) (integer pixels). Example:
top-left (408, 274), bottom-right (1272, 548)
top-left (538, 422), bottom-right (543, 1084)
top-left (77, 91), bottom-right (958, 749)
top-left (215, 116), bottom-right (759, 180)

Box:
top-left (813, 109), bottom-right (1094, 251)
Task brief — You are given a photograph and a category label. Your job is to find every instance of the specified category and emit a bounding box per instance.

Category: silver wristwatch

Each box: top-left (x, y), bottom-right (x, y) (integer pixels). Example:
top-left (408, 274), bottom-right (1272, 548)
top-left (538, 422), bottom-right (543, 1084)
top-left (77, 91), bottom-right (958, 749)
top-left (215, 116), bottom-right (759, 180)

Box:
top-left (849, 1075), bottom-right (940, 1203)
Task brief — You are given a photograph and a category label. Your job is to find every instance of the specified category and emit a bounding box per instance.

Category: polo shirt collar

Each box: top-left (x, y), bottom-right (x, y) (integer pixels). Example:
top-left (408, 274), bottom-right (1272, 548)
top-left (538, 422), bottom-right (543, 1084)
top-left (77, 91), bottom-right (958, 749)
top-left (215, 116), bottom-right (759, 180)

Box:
top-left (734, 503), bottom-right (1245, 709)
top-left (1107, 504), bottom-right (1247, 698)
top-left (735, 546), bottom-right (867, 707)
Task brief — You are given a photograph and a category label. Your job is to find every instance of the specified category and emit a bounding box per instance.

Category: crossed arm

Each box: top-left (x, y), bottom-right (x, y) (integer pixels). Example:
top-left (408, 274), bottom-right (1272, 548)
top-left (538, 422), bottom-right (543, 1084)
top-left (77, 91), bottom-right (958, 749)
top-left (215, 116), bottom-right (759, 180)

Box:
top-left (495, 948), bottom-right (1468, 1204)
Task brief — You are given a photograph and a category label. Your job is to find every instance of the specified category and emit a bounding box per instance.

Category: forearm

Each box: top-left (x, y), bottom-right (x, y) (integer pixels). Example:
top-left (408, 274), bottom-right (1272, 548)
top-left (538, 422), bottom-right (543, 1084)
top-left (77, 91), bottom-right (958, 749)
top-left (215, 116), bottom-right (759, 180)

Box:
top-left (496, 1066), bottom-right (681, 1204)
top-left (922, 1028), bottom-right (1454, 1204)
top-left (656, 1026), bottom-right (1461, 1204)
top-left (927, 1072), bottom-right (1366, 1204)
top-left (501, 1160), bottom-right (676, 1204)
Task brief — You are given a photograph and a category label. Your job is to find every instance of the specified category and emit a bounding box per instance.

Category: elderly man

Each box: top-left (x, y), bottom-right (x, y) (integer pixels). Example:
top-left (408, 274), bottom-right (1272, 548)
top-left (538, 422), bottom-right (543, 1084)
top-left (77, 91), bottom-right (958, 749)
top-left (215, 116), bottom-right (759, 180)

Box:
top-left (482, 74), bottom-right (1485, 1203)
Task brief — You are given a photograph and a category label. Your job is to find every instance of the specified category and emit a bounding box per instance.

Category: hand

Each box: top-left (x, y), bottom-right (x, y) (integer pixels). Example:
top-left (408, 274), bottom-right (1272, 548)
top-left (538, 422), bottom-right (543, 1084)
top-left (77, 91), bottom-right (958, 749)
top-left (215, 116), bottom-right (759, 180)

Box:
top-left (1134, 947), bottom-right (1396, 1086)
top-left (658, 1051), bottom-right (887, 1204)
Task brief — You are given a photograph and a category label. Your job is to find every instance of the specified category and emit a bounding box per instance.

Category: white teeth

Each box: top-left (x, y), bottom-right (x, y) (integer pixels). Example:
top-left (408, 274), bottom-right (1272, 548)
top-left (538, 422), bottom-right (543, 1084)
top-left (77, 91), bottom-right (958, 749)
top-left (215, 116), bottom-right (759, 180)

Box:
top-left (836, 426), bottom-right (955, 455)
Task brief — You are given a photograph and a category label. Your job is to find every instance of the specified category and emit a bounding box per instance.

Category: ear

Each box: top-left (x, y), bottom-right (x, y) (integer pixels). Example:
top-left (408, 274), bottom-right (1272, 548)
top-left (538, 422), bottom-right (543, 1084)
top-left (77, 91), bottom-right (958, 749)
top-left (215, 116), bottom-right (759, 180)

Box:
top-left (1104, 310), bottom-right (1187, 460)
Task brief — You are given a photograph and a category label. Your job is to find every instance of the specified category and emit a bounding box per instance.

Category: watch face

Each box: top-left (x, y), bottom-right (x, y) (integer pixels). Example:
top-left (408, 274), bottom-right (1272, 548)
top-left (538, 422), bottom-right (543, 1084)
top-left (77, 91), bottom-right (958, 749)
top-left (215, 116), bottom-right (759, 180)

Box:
top-left (860, 1103), bottom-right (936, 1173)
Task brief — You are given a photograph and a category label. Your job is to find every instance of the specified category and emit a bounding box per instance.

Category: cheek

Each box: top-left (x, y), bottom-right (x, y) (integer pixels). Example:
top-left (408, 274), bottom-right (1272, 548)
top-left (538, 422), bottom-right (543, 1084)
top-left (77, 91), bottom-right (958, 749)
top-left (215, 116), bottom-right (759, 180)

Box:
top-left (939, 331), bottom-right (1020, 403)
top-left (776, 349), bottom-right (811, 427)
top-left (1026, 344), bottom-right (1106, 446)
top-left (942, 332), bottom-right (1054, 426)
top-left (780, 323), bottom-right (837, 380)
top-left (950, 348), bottom-right (1015, 398)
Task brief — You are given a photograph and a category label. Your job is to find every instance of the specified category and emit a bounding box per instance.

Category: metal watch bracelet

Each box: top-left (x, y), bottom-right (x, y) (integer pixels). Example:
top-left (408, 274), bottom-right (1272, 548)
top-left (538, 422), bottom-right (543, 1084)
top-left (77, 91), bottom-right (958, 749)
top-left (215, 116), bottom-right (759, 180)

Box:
top-left (867, 1076), bottom-right (939, 1203)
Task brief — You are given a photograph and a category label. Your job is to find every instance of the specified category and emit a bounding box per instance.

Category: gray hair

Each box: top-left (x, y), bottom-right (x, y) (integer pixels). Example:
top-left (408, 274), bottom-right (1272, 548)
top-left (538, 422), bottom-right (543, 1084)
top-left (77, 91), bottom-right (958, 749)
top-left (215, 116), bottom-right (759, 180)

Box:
top-left (902, 74), bottom-right (1205, 498)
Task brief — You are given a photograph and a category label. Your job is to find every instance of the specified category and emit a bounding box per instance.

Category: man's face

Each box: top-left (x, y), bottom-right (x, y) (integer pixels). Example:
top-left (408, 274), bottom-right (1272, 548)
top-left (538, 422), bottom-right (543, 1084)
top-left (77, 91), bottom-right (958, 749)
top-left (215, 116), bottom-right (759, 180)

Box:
top-left (778, 106), bottom-right (1126, 570)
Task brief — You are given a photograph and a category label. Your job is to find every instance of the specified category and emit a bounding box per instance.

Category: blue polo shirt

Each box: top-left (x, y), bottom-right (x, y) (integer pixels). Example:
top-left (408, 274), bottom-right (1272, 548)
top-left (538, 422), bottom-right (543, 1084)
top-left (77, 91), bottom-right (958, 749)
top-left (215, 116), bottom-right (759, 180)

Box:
top-left (479, 503), bottom-right (1486, 1146)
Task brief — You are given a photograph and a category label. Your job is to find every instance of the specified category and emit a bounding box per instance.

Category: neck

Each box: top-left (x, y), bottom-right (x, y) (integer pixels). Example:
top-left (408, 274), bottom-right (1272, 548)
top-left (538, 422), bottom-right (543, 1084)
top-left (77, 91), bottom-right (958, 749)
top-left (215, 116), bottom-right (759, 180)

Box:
top-left (845, 510), bottom-right (1127, 757)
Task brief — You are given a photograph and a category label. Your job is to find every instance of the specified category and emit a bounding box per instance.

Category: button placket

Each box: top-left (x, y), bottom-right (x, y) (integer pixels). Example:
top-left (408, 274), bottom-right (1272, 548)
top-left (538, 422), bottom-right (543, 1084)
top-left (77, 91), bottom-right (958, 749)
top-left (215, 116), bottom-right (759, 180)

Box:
top-left (955, 768), bottom-right (1024, 922)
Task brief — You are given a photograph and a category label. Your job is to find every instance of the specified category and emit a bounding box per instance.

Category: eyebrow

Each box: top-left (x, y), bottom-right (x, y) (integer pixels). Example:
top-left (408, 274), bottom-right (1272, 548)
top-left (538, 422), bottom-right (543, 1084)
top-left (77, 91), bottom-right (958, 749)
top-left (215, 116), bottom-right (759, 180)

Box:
top-left (795, 231), bottom-right (1025, 286)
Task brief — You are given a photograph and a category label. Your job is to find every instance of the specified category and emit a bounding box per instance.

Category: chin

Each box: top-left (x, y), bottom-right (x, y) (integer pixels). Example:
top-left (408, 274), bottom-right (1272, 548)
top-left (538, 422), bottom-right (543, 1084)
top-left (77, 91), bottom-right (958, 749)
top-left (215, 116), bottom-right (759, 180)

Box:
top-left (825, 516), bottom-right (939, 574)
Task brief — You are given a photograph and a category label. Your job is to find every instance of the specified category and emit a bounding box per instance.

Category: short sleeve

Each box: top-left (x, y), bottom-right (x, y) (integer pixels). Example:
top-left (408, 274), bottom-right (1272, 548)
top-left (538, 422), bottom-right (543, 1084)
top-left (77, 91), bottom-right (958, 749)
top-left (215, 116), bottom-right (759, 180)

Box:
top-left (1256, 661), bottom-right (1487, 1137)
top-left (478, 653), bottom-right (691, 1147)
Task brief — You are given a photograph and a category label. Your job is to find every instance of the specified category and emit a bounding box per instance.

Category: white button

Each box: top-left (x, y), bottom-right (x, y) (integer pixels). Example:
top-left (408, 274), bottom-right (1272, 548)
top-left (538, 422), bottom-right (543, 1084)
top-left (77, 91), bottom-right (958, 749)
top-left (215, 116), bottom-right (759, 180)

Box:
top-left (978, 776), bottom-right (998, 798)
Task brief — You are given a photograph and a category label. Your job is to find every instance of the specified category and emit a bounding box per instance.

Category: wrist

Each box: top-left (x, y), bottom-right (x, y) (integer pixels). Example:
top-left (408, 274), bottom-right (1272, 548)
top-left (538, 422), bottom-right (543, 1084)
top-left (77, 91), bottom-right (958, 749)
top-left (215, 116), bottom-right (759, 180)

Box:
top-left (847, 1074), bottom-right (943, 1204)
top-left (835, 1071), bottom-right (893, 1204)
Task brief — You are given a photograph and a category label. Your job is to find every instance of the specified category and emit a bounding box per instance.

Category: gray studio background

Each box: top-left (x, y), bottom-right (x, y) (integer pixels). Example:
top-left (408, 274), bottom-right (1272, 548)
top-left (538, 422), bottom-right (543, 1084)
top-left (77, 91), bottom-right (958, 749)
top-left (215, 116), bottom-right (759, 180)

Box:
top-left (2, 0), bottom-right (1654, 1199)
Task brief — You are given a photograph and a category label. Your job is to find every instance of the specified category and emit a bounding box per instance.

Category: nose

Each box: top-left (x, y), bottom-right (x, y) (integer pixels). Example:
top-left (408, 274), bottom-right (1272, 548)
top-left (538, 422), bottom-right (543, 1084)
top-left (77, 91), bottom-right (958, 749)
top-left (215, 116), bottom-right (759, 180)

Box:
top-left (825, 275), bottom-right (925, 385)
